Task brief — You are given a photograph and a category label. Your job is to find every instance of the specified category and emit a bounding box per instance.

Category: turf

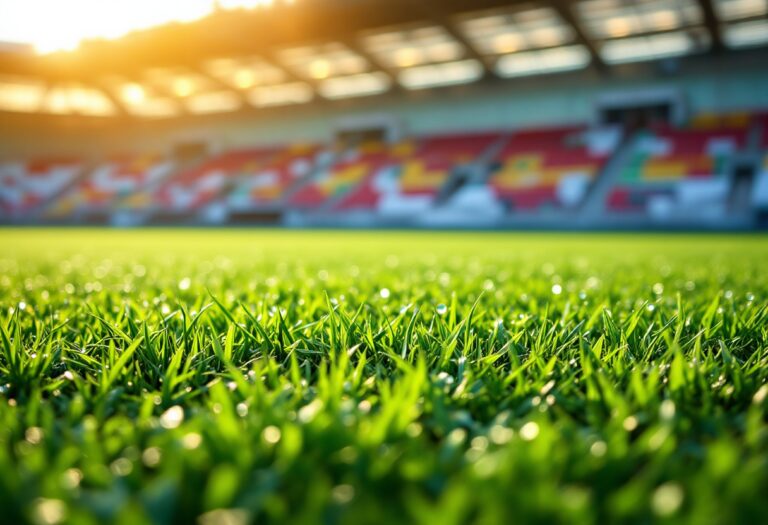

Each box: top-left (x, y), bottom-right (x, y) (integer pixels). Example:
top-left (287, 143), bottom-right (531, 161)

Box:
top-left (1, 229), bottom-right (767, 525)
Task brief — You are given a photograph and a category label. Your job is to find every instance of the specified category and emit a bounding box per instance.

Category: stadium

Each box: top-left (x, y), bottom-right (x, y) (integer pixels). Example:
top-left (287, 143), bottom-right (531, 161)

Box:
top-left (1, 1), bottom-right (767, 524)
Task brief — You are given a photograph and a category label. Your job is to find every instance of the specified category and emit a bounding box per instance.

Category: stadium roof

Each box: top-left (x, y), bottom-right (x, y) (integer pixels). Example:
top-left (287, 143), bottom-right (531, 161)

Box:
top-left (0, 0), bottom-right (766, 118)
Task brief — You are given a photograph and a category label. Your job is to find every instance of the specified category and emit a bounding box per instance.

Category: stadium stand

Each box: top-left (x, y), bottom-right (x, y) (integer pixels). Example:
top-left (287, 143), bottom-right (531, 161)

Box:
top-left (2, 113), bottom-right (768, 228)
top-left (289, 141), bottom-right (395, 210)
top-left (752, 114), bottom-right (768, 215)
top-left (606, 124), bottom-right (749, 217)
top-left (334, 132), bottom-right (502, 216)
top-left (226, 143), bottom-right (327, 213)
top-left (753, 154), bottom-right (768, 209)
top-left (134, 148), bottom-right (277, 222)
top-left (46, 154), bottom-right (174, 220)
top-left (0, 0), bottom-right (766, 229)
top-left (0, 158), bottom-right (82, 218)
top-left (489, 126), bottom-right (621, 211)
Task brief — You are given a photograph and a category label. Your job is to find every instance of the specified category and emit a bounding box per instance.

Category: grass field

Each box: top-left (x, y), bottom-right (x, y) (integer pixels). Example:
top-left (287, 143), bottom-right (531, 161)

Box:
top-left (1, 229), bottom-right (767, 525)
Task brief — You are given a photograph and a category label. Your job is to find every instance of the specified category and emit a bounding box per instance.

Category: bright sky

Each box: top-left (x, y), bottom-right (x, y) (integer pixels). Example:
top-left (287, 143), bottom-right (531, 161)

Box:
top-left (0, 0), bottom-right (279, 54)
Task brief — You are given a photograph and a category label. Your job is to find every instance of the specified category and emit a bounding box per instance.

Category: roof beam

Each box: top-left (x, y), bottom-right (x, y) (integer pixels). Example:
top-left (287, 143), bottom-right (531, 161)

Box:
top-left (147, 83), bottom-right (192, 117)
top-left (0, 0), bottom-right (553, 80)
top-left (188, 65), bottom-right (251, 108)
top-left (91, 81), bottom-right (130, 118)
top-left (550, 0), bottom-right (607, 71)
top-left (258, 50), bottom-right (324, 98)
top-left (336, 36), bottom-right (404, 93)
top-left (697, 0), bottom-right (725, 51)
top-left (410, 0), bottom-right (497, 79)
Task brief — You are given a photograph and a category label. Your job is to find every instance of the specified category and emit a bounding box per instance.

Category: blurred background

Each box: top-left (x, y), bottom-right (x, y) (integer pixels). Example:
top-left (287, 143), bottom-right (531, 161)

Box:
top-left (0, 0), bottom-right (766, 230)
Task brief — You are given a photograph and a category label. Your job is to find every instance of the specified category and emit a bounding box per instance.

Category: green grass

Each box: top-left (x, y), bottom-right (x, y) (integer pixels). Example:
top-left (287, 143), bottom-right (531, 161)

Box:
top-left (1, 229), bottom-right (767, 525)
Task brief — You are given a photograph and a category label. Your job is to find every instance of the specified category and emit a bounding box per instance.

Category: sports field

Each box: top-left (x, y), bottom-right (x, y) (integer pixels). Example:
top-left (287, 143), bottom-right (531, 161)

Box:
top-left (1, 230), bottom-right (767, 524)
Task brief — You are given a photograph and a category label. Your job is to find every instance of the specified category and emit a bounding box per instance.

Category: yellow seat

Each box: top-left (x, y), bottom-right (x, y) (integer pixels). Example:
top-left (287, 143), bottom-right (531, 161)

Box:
top-left (642, 161), bottom-right (689, 179)
top-left (251, 185), bottom-right (282, 200)
top-left (320, 164), bottom-right (368, 194)
top-left (391, 141), bottom-right (416, 158)
top-left (399, 161), bottom-right (447, 190)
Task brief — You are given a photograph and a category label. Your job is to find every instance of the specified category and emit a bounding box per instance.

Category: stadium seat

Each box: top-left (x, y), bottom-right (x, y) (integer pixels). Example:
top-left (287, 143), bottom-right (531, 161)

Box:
top-left (490, 126), bottom-right (617, 211)
top-left (753, 154), bottom-right (768, 210)
top-left (226, 143), bottom-right (325, 212)
top-left (47, 154), bottom-right (174, 219)
top-left (334, 133), bottom-right (501, 215)
top-left (397, 133), bottom-right (500, 196)
top-left (144, 148), bottom-right (277, 215)
top-left (607, 123), bottom-right (748, 213)
top-left (292, 141), bottom-right (400, 210)
top-left (689, 112), bottom-right (752, 130)
top-left (0, 158), bottom-right (82, 219)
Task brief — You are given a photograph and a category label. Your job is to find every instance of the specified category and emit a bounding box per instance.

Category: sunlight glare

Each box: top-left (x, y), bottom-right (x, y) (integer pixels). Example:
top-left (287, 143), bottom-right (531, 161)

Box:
top-left (0, 0), bottom-right (287, 54)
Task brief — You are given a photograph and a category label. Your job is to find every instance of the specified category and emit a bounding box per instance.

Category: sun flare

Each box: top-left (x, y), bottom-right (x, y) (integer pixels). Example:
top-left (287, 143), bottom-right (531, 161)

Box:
top-left (0, 0), bottom-right (282, 54)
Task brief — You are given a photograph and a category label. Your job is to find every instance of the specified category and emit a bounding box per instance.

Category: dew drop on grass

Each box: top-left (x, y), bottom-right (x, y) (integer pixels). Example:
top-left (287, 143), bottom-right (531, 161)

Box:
top-left (519, 421), bottom-right (540, 441)
top-left (489, 425), bottom-right (513, 445)
top-left (182, 433), bottom-right (202, 450)
top-left (406, 422), bottom-right (422, 438)
top-left (551, 284), bottom-right (562, 295)
top-left (590, 440), bottom-right (607, 457)
top-left (198, 509), bottom-right (249, 525)
top-left (652, 483), bottom-right (684, 517)
top-left (262, 425), bottom-right (281, 444)
top-left (33, 498), bottom-right (67, 525)
top-left (332, 484), bottom-right (355, 505)
top-left (540, 380), bottom-right (556, 395)
top-left (142, 447), bottom-right (162, 467)
top-left (379, 288), bottom-right (390, 299)
top-left (471, 436), bottom-right (489, 452)
top-left (298, 399), bottom-right (323, 423)
top-left (61, 468), bottom-right (83, 489)
top-left (436, 304), bottom-right (448, 315)
top-left (160, 406), bottom-right (184, 429)
top-left (25, 427), bottom-right (44, 444)
top-left (623, 416), bottom-right (639, 431)
top-left (660, 399), bottom-right (676, 420)
top-left (178, 278), bottom-right (191, 291)
top-left (447, 428), bottom-right (467, 446)
top-left (110, 457), bottom-right (133, 477)
top-left (753, 385), bottom-right (768, 404)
